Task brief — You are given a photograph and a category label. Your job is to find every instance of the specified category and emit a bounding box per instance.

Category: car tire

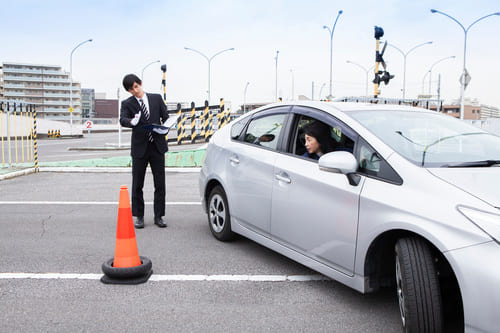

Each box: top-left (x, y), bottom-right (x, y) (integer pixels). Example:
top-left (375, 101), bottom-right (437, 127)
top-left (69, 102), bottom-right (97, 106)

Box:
top-left (395, 237), bottom-right (443, 333)
top-left (207, 185), bottom-right (235, 241)
top-left (101, 256), bottom-right (152, 279)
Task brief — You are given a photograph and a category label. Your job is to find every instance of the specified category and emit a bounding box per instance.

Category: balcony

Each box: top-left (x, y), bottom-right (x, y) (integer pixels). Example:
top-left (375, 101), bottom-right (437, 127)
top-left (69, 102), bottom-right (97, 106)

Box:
top-left (44, 100), bottom-right (80, 106)
top-left (43, 85), bottom-right (80, 91)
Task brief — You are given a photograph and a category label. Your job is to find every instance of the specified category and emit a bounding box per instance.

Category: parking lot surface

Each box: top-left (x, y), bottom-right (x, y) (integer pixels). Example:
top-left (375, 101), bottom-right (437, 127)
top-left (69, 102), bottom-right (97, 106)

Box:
top-left (0, 171), bottom-right (401, 332)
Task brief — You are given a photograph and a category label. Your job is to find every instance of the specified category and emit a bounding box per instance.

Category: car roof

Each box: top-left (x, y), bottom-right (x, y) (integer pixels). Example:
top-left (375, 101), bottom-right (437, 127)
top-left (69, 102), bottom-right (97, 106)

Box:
top-left (277, 100), bottom-right (432, 113)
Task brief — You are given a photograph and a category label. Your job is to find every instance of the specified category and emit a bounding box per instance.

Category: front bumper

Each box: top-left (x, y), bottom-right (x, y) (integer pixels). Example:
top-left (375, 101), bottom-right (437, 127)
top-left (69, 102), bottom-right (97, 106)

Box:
top-left (444, 241), bottom-right (500, 332)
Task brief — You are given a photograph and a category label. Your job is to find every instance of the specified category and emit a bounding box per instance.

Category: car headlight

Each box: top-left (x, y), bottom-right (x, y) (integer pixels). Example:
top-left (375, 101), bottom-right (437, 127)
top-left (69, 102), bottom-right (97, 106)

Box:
top-left (458, 206), bottom-right (500, 244)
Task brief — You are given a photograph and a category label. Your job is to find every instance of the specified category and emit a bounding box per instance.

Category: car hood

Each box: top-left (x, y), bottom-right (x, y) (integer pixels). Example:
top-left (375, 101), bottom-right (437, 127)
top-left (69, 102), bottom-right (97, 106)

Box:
top-left (428, 168), bottom-right (500, 208)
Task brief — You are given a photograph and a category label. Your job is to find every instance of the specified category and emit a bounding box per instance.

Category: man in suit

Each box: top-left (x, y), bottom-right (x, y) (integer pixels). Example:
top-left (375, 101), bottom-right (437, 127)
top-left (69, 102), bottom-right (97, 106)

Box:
top-left (120, 74), bottom-right (169, 228)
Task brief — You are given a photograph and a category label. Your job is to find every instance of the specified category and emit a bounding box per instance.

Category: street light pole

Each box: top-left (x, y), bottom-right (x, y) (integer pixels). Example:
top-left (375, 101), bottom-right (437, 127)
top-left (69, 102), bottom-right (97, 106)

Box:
top-left (243, 82), bottom-right (250, 113)
top-left (323, 10), bottom-right (343, 100)
top-left (346, 61), bottom-right (375, 99)
top-left (141, 60), bottom-right (160, 79)
top-left (69, 38), bottom-right (92, 134)
top-left (388, 41), bottom-right (432, 100)
top-left (275, 50), bottom-right (279, 102)
top-left (290, 69), bottom-right (295, 100)
top-left (427, 56), bottom-right (455, 95)
top-left (319, 83), bottom-right (326, 100)
top-left (184, 47), bottom-right (235, 104)
top-left (431, 9), bottom-right (500, 120)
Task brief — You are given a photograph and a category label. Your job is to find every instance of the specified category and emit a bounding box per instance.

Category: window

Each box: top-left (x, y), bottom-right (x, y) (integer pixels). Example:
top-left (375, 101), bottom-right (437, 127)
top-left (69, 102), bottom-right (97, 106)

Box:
top-left (356, 137), bottom-right (402, 184)
top-left (289, 112), bottom-right (355, 160)
top-left (243, 113), bottom-right (286, 150)
top-left (230, 117), bottom-right (249, 139)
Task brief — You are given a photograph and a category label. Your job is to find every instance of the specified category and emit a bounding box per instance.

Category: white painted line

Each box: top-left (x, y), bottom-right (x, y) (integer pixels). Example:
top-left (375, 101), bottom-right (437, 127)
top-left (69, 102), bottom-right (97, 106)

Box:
top-left (0, 273), bottom-right (330, 282)
top-left (0, 201), bottom-right (201, 205)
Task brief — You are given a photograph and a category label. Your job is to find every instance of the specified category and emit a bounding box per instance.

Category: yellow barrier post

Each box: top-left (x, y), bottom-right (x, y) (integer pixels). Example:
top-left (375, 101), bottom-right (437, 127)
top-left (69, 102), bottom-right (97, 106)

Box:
top-left (190, 103), bottom-right (196, 144)
top-left (14, 104), bottom-right (18, 164)
top-left (0, 102), bottom-right (4, 167)
top-left (25, 105), bottom-right (30, 162)
top-left (20, 104), bottom-right (25, 163)
top-left (176, 103), bottom-right (184, 145)
top-left (32, 105), bottom-right (38, 172)
top-left (202, 101), bottom-right (209, 141)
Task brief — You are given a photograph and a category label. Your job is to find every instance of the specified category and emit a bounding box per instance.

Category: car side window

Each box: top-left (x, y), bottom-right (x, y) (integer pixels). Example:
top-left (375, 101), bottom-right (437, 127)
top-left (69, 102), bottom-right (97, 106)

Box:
top-left (230, 117), bottom-right (249, 139)
top-left (243, 114), bottom-right (286, 150)
top-left (356, 138), bottom-right (403, 185)
top-left (291, 114), bottom-right (355, 160)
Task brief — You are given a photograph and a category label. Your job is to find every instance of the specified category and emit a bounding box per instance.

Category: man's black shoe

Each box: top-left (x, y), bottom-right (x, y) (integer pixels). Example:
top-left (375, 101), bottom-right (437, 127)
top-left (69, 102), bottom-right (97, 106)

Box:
top-left (134, 216), bottom-right (145, 229)
top-left (154, 216), bottom-right (167, 228)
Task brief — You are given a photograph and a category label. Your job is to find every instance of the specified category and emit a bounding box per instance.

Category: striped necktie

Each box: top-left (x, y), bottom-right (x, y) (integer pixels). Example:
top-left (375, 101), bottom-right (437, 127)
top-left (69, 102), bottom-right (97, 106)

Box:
top-left (139, 98), bottom-right (153, 142)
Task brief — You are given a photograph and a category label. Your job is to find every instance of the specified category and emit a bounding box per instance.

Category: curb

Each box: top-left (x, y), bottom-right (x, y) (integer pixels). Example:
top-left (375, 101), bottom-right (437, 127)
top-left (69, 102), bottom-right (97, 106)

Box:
top-left (0, 166), bottom-right (201, 181)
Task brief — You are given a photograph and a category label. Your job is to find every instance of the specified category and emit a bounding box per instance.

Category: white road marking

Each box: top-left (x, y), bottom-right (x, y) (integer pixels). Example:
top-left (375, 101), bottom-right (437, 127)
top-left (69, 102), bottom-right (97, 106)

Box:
top-left (0, 273), bottom-right (329, 282)
top-left (0, 201), bottom-right (200, 205)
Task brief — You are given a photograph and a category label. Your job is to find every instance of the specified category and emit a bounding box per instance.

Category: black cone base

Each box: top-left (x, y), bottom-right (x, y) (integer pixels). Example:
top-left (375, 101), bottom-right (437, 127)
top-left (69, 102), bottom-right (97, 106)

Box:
top-left (100, 269), bottom-right (153, 285)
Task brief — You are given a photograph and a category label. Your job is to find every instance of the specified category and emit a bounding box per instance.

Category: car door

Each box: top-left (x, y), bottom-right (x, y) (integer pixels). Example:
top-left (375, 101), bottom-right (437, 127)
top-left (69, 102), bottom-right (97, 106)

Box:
top-left (225, 107), bottom-right (289, 237)
top-left (270, 107), bottom-right (363, 275)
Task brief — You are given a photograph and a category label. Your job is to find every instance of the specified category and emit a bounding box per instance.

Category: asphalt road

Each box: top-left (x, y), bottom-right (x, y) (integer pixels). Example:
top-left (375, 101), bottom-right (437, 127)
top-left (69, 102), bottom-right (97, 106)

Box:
top-left (0, 171), bottom-right (402, 332)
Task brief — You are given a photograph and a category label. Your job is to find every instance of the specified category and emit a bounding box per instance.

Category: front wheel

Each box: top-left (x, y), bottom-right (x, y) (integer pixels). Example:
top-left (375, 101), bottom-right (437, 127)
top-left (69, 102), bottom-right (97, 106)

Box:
top-left (395, 237), bottom-right (443, 333)
top-left (207, 185), bottom-right (235, 241)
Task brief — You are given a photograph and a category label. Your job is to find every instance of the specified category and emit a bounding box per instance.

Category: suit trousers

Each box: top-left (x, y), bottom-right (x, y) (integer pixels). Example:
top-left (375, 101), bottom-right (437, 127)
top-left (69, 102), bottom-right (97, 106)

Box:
top-left (131, 142), bottom-right (166, 218)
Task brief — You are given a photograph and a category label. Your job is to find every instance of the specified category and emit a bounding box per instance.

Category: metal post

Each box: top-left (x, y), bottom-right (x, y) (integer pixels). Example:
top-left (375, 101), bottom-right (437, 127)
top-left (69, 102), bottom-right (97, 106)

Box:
top-left (184, 47), bottom-right (234, 105)
top-left (430, 9), bottom-right (500, 119)
top-left (388, 41), bottom-right (432, 100)
top-left (243, 82), bottom-right (250, 113)
top-left (323, 10), bottom-right (343, 99)
top-left (275, 50), bottom-right (279, 102)
top-left (69, 38), bottom-right (93, 134)
top-left (437, 74), bottom-right (442, 112)
top-left (6, 103), bottom-right (12, 168)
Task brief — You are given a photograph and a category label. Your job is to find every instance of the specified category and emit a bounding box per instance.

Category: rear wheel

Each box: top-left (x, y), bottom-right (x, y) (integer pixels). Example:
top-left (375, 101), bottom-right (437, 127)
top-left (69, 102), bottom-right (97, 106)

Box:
top-left (207, 185), bottom-right (234, 241)
top-left (395, 237), bottom-right (443, 333)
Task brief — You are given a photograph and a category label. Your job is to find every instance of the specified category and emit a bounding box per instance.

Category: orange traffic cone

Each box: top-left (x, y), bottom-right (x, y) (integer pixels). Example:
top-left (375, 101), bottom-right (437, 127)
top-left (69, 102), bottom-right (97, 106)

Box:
top-left (101, 185), bottom-right (153, 284)
top-left (113, 185), bottom-right (141, 267)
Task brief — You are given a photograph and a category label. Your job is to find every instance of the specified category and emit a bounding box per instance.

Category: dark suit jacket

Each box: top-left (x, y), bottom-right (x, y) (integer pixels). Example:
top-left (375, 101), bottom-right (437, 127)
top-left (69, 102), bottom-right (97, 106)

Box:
top-left (120, 93), bottom-right (169, 158)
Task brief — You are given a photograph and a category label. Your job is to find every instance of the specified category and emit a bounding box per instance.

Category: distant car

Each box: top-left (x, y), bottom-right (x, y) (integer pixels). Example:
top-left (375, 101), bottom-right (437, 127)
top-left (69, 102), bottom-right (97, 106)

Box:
top-left (199, 101), bottom-right (500, 332)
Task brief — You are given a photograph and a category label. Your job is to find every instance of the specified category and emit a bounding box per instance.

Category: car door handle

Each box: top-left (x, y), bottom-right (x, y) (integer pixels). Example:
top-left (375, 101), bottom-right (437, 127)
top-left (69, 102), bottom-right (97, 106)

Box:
top-left (275, 173), bottom-right (291, 184)
top-left (229, 156), bottom-right (240, 164)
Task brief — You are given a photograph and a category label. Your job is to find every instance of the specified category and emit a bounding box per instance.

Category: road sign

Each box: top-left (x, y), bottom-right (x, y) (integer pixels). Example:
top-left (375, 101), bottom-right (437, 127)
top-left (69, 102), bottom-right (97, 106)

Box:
top-left (69, 107), bottom-right (74, 113)
top-left (459, 69), bottom-right (471, 90)
top-left (85, 120), bottom-right (93, 129)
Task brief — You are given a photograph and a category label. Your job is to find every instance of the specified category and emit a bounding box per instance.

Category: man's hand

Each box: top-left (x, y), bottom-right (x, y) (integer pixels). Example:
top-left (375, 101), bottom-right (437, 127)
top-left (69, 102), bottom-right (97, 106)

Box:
top-left (130, 111), bottom-right (141, 126)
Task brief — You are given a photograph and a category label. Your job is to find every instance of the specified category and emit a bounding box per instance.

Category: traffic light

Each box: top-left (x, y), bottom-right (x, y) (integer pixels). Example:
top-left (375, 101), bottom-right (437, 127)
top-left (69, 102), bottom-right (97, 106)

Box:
top-left (380, 71), bottom-right (394, 85)
top-left (374, 26), bottom-right (384, 39)
top-left (373, 26), bottom-right (394, 97)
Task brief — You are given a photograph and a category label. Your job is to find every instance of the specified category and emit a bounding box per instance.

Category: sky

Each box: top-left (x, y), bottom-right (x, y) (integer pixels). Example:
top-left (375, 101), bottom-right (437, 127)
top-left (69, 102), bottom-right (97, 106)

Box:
top-left (1, 0), bottom-right (499, 111)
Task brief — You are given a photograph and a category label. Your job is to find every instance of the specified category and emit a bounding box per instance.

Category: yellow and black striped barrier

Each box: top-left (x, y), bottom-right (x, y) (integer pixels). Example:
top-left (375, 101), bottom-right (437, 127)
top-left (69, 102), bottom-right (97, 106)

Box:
top-left (168, 98), bottom-right (232, 144)
top-left (0, 101), bottom-right (38, 171)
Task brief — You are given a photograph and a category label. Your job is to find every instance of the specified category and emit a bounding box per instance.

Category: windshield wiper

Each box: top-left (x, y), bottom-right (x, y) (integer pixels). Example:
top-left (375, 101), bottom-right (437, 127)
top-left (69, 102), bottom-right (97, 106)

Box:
top-left (442, 160), bottom-right (500, 168)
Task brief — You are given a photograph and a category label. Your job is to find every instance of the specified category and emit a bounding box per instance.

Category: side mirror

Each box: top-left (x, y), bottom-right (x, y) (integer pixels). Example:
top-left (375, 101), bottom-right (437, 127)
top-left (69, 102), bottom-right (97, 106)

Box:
top-left (319, 151), bottom-right (360, 186)
top-left (318, 151), bottom-right (357, 174)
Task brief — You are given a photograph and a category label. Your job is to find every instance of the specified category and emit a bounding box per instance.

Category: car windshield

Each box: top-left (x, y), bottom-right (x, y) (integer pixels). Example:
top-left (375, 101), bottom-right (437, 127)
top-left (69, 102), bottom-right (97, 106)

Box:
top-left (349, 110), bottom-right (500, 167)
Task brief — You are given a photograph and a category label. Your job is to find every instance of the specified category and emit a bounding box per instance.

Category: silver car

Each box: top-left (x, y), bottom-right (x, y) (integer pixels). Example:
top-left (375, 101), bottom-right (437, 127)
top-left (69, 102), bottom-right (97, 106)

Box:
top-left (199, 101), bottom-right (500, 332)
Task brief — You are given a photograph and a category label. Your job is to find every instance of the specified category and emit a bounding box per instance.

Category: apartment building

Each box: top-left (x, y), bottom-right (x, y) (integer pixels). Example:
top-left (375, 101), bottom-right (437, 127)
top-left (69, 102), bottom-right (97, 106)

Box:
top-left (0, 62), bottom-right (81, 122)
top-left (81, 88), bottom-right (95, 118)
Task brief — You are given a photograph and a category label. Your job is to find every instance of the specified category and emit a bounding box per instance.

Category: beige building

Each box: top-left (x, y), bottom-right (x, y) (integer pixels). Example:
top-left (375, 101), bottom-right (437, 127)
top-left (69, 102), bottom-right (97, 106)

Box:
top-left (431, 98), bottom-right (500, 120)
top-left (0, 62), bottom-right (81, 122)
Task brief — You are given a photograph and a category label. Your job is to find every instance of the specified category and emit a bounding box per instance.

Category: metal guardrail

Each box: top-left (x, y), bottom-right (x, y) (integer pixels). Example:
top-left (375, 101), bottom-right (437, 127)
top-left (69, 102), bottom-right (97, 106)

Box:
top-left (0, 100), bottom-right (39, 171)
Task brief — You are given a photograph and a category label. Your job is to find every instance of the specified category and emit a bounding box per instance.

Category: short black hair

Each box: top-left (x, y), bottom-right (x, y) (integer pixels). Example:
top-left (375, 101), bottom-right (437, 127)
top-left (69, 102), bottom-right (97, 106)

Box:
top-left (122, 74), bottom-right (142, 91)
